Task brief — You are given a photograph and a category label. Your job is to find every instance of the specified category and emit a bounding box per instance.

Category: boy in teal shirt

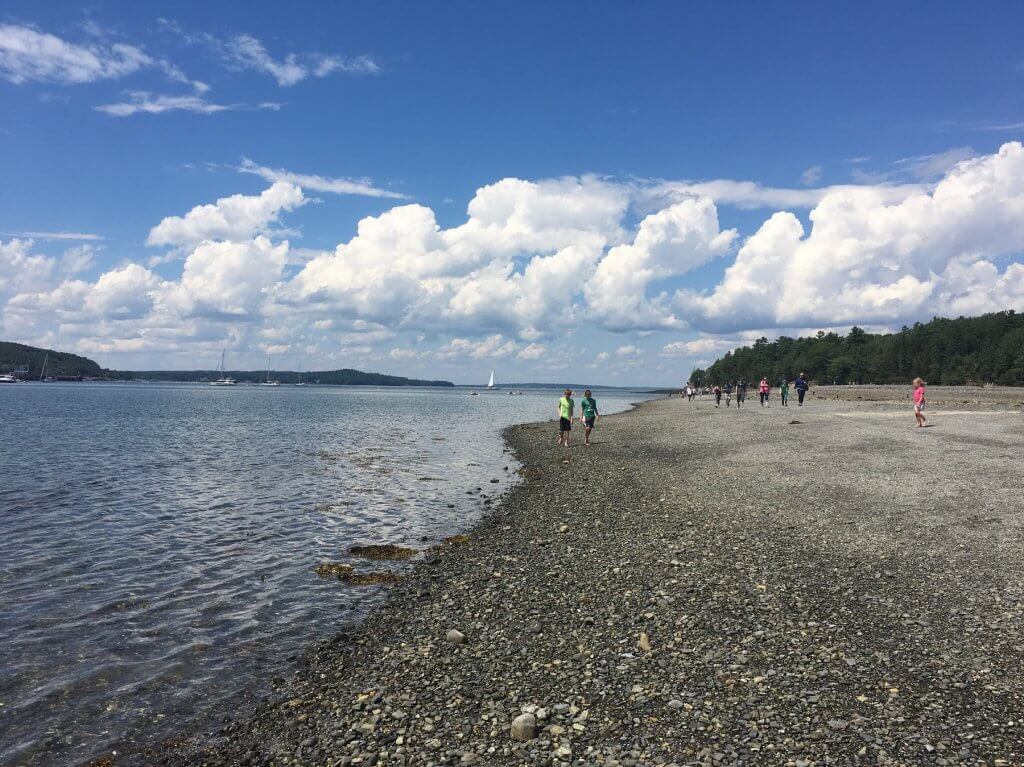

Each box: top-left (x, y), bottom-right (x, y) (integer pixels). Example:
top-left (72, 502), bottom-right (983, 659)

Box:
top-left (579, 389), bottom-right (599, 446)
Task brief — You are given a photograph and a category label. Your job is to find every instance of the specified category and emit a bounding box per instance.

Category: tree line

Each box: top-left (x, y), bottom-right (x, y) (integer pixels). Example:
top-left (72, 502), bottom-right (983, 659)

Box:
top-left (689, 311), bottom-right (1024, 387)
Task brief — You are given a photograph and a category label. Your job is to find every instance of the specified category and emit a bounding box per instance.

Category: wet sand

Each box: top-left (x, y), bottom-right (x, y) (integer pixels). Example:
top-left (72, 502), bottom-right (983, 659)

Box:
top-left (159, 391), bottom-right (1024, 767)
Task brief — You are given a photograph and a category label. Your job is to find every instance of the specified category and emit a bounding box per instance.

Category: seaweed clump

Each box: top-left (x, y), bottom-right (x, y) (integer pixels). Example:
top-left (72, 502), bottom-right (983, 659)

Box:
top-left (349, 544), bottom-right (418, 560)
top-left (314, 563), bottom-right (354, 578)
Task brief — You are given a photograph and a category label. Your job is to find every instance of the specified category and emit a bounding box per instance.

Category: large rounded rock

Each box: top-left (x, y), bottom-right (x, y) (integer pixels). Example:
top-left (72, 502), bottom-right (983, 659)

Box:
top-left (510, 713), bottom-right (536, 741)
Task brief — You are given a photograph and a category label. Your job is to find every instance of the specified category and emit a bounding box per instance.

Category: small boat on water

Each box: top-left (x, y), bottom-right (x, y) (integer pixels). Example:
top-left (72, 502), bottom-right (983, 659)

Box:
top-left (0, 374), bottom-right (17, 383)
top-left (261, 354), bottom-right (280, 386)
top-left (210, 350), bottom-right (237, 386)
top-left (38, 352), bottom-right (53, 382)
top-left (485, 369), bottom-right (497, 390)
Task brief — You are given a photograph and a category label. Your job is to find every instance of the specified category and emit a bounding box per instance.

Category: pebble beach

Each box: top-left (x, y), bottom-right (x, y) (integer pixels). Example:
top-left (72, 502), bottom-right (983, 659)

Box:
top-left (159, 387), bottom-right (1024, 767)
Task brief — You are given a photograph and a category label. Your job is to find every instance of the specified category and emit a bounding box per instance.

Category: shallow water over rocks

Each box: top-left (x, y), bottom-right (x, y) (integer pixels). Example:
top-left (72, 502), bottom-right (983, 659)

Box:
top-left (0, 382), bottom-right (648, 766)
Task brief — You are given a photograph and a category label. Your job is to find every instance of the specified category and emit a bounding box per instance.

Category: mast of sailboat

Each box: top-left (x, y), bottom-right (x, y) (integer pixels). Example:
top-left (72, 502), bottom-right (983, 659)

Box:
top-left (266, 354), bottom-right (271, 383)
top-left (39, 352), bottom-right (48, 381)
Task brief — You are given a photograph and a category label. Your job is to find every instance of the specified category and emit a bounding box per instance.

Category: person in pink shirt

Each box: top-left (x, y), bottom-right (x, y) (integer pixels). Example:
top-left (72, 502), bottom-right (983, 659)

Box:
top-left (758, 377), bottom-right (770, 407)
top-left (913, 377), bottom-right (928, 427)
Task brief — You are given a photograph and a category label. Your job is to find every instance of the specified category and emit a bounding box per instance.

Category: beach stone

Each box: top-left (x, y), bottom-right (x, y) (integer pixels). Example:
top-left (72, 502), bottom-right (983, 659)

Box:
top-left (638, 632), bottom-right (652, 652)
top-left (510, 713), bottom-right (536, 741)
top-left (446, 629), bottom-right (466, 644)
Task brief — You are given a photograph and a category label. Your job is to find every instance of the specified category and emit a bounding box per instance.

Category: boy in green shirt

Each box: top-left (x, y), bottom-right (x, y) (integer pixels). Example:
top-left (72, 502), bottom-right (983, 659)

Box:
top-left (557, 389), bottom-right (574, 448)
top-left (780, 379), bottom-right (790, 407)
top-left (579, 389), bottom-right (599, 446)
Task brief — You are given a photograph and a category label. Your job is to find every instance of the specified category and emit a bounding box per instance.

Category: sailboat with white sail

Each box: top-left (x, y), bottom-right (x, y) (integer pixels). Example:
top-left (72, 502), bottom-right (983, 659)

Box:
top-left (261, 355), bottom-right (280, 386)
top-left (210, 350), bottom-right (237, 386)
top-left (485, 369), bottom-right (497, 390)
top-left (40, 352), bottom-right (55, 382)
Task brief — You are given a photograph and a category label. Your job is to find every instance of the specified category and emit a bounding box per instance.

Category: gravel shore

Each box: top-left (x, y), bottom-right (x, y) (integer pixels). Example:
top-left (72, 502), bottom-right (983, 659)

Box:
top-left (158, 392), bottom-right (1024, 767)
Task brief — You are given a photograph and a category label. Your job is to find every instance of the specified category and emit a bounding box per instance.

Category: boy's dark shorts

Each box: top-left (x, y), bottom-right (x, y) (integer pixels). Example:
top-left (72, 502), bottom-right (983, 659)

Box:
top-left (559, 417), bottom-right (572, 431)
top-left (584, 417), bottom-right (596, 428)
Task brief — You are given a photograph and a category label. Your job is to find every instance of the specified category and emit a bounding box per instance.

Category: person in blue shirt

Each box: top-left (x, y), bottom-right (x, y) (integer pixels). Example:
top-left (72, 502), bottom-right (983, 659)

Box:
top-left (579, 389), bottom-right (599, 446)
top-left (794, 373), bottom-right (809, 406)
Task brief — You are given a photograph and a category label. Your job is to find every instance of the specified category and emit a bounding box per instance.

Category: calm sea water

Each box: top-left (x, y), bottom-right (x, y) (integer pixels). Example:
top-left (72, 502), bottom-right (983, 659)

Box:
top-left (0, 382), bottom-right (649, 766)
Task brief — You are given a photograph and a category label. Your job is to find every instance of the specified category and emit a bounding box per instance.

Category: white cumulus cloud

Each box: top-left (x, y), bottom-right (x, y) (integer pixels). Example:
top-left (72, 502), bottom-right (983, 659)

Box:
top-left (679, 142), bottom-right (1024, 332)
top-left (147, 182), bottom-right (307, 247)
top-left (6, 145), bottom-right (1024, 372)
top-left (585, 197), bottom-right (737, 331)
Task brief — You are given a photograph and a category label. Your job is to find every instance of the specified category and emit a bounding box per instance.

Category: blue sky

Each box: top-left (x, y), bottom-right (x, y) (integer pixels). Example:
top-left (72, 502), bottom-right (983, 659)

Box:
top-left (2, 2), bottom-right (1023, 384)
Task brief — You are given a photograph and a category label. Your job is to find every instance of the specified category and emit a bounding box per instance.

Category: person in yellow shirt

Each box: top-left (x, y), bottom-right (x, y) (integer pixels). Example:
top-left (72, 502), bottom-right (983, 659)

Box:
top-left (557, 389), bottom-right (575, 448)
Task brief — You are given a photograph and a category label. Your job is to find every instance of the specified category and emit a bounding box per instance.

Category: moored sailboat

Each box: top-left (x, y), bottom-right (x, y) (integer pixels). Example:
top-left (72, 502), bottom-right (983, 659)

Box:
top-left (261, 355), bottom-right (280, 386)
top-left (210, 350), bottom-right (237, 386)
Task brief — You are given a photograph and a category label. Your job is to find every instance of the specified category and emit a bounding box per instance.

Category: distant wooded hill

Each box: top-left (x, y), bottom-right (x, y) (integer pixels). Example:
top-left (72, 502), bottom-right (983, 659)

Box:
top-left (690, 311), bottom-right (1024, 387)
top-left (0, 342), bottom-right (103, 378)
top-left (0, 342), bottom-right (453, 387)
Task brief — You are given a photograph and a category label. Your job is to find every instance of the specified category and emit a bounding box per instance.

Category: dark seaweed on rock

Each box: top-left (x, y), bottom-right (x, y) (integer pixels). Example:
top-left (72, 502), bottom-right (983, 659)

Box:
top-left (348, 544), bottom-right (418, 560)
top-left (313, 563), bottom-right (353, 578)
top-left (341, 571), bottom-right (403, 586)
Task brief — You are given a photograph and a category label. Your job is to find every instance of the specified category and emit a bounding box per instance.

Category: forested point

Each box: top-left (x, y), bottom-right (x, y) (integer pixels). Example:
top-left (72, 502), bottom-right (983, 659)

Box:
top-left (0, 342), bottom-right (103, 378)
top-left (689, 310), bottom-right (1024, 387)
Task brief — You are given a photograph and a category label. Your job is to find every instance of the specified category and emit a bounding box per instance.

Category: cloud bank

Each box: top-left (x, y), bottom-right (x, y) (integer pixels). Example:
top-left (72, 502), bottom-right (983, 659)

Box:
top-left (3, 143), bottom-right (1024, 375)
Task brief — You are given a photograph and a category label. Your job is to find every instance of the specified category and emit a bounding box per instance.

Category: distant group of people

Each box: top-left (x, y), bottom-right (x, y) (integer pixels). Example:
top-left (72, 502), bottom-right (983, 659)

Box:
top-left (555, 375), bottom-right (930, 449)
top-left (682, 374), bottom-right (930, 427)
top-left (557, 388), bottom-right (599, 448)
top-left (685, 373), bottom-right (811, 409)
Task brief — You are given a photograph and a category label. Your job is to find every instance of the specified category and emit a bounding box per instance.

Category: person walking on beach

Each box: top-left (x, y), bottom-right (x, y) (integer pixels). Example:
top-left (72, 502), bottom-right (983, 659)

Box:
top-left (735, 379), bottom-right (747, 408)
top-left (580, 389), bottom-right (599, 445)
top-left (758, 377), bottom-right (770, 407)
top-left (713, 384), bottom-right (722, 407)
top-left (780, 379), bottom-right (790, 407)
top-left (557, 389), bottom-right (575, 447)
top-left (724, 382), bottom-right (733, 407)
top-left (913, 377), bottom-right (928, 427)
top-left (794, 373), bottom-right (809, 406)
